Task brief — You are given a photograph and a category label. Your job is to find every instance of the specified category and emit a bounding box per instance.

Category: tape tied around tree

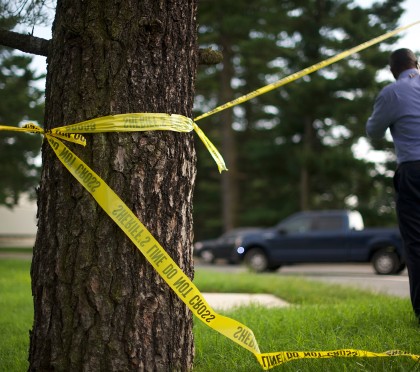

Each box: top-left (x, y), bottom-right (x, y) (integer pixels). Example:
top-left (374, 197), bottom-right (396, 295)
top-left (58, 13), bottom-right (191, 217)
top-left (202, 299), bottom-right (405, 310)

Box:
top-left (1, 113), bottom-right (227, 172)
top-left (2, 20), bottom-right (420, 369)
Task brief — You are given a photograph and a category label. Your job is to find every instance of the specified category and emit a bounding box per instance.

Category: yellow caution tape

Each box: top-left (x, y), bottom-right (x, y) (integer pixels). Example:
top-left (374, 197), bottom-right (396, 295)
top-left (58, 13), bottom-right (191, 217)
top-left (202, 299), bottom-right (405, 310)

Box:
top-left (0, 123), bottom-right (86, 146)
top-left (256, 349), bottom-right (420, 369)
top-left (2, 20), bottom-right (420, 370)
top-left (2, 120), bottom-right (420, 369)
top-left (53, 113), bottom-right (194, 133)
top-left (46, 133), bottom-right (420, 370)
top-left (193, 123), bottom-right (228, 172)
top-left (45, 134), bottom-right (259, 355)
top-left (194, 20), bottom-right (420, 122)
top-left (55, 113), bottom-right (227, 172)
top-left (0, 113), bottom-right (227, 172)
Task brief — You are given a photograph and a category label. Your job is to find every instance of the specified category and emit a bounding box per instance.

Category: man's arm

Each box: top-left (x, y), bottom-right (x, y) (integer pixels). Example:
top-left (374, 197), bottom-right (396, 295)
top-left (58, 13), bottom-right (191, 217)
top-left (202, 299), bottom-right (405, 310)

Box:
top-left (366, 89), bottom-right (396, 139)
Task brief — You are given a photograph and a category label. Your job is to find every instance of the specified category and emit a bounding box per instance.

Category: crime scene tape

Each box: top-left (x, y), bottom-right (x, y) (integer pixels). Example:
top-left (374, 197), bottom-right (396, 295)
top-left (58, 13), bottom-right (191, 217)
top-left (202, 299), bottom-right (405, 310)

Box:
top-left (2, 20), bottom-right (420, 369)
top-left (44, 133), bottom-right (261, 357)
top-left (46, 132), bottom-right (420, 370)
top-left (194, 20), bottom-right (420, 122)
top-left (0, 112), bottom-right (227, 172)
top-left (2, 122), bottom-right (419, 369)
top-left (52, 112), bottom-right (227, 173)
top-left (0, 122), bottom-right (86, 146)
top-left (256, 349), bottom-right (420, 369)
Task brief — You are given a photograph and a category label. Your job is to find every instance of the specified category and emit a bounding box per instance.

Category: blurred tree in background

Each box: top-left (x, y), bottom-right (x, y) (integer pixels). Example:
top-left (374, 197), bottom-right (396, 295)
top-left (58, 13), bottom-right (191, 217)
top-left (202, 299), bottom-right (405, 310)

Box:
top-left (0, 0), bottom-right (406, 231)
top-left (0, 0), bottom-right (47, 207)
top-left (194, 0), bottom-right (404, 240)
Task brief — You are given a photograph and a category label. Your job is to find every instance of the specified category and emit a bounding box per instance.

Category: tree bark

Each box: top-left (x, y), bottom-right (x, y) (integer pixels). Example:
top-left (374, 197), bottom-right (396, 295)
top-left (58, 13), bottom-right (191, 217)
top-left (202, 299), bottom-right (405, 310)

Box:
top-left (29, 1), bottom-right (197, 370)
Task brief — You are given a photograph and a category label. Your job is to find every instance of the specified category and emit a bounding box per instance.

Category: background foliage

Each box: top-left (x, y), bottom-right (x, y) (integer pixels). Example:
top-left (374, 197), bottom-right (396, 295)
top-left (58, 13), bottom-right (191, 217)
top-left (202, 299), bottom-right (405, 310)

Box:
top-left (0, 0), bottom-right (46, 207)
top-left (194, 0), bottom-right (405, 240)
top-left (0, 0), bottom-right (408, 235)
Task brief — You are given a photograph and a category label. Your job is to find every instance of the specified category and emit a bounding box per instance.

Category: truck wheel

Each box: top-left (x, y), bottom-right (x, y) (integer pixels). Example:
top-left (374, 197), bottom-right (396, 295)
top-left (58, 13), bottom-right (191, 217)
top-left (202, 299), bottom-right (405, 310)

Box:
top-left (200, 250), bottom-right (215, 264)
top-left (372, 249), bottom-right (400, 275)
top-left (244, 248), bottom-right (268, 272)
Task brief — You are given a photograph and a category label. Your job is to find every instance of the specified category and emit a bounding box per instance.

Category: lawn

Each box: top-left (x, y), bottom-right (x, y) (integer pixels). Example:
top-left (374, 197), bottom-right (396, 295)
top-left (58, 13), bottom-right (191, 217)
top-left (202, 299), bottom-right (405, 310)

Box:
top-left (0, 247), bottom-right (33, 254)
top-left (0, 260), bottom-right (33, 371)
top-left (1, 259), bottom-right (419, 371)
top-left (194, 270), bottom-right (420, 371)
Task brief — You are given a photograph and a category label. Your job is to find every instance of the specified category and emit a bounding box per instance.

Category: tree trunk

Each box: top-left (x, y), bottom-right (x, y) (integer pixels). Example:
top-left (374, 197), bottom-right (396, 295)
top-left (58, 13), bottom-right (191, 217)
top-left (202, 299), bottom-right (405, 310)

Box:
top-left (219, 37), bottom-right (237, 232)
top-left (29, 1), bottom-right (197, 370)
top-left (300, 116), bottom-right (313, 211)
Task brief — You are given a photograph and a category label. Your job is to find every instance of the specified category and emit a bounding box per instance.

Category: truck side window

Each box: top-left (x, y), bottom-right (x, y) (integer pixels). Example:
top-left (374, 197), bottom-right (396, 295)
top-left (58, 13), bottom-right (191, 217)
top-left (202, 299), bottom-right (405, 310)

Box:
top-left (279, 216), bottom-right (312, 234)
top-left (311, 216), bottom-right (344, 231)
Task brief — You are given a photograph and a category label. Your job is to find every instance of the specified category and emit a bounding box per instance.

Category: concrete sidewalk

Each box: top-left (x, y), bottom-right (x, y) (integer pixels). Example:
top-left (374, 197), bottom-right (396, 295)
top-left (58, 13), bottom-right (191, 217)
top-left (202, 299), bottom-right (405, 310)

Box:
top-left (0, 254), bottom-right (290, 310)
top-left (0, 259), bottom-right (289, 310)
top-left (202, 293), bottom-right (290, 311)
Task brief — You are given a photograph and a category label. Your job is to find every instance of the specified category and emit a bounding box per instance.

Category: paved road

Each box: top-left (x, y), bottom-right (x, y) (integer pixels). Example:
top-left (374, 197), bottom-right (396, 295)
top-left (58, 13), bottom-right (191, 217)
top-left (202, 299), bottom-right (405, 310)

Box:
top-left (3, 253), bottom-right (410, 298)
top-left (195, 261), bottom-right (410, 298)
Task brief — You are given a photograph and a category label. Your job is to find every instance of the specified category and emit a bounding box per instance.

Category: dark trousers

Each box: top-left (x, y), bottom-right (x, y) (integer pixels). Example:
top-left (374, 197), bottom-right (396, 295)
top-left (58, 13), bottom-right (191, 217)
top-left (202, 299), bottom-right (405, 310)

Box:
top-left (394, 161), bottom-right (420, 318)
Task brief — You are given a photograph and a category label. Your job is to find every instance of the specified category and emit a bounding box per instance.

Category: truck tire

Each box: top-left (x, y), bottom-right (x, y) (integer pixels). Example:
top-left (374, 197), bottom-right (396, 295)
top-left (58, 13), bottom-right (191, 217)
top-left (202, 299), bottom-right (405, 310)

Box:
top-left (244, 248), bottom-right (269, 272)
top-left (372, 249), bottom-right (400, 275)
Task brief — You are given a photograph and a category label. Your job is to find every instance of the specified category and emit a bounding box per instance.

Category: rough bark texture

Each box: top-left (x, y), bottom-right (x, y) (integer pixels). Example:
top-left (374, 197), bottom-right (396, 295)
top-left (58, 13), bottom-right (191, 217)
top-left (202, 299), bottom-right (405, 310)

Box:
top-left (29, 0), bottom-right (197, 370)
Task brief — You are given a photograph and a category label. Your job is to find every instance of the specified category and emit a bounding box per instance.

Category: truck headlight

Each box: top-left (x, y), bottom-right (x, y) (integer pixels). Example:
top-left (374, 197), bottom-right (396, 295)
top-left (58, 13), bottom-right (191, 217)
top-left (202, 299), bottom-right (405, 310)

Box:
top-left (194, 242), bottom-right (203, 251)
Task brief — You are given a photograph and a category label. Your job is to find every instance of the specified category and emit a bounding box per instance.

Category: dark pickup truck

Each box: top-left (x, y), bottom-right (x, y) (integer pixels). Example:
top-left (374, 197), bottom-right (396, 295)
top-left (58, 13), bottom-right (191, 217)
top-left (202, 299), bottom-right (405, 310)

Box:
top-left (234, 210), bottom-right (405, 275)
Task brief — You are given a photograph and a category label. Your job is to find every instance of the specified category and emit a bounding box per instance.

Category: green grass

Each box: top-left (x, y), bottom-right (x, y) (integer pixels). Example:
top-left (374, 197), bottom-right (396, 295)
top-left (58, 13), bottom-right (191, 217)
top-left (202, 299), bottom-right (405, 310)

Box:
top-left (1, 260), bottom-right (420, 371)
top-left (194, 270), bottom-right (420, 371)
top-left (194, 269), bottom-right (383, 305)
top-left (0, 247), bottom-right (33, 254)
top-left (0, 260), bottom-right (32, 371)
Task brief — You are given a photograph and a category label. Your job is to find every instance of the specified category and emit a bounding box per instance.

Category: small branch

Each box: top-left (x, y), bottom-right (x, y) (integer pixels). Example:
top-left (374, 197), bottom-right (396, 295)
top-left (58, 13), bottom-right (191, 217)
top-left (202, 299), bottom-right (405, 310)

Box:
top-left (0, 29), bottom-right (50, 57)
top-left (0, 31), bottom-right (221, 64)
top-left (198, 47), bottom-right (223, 65)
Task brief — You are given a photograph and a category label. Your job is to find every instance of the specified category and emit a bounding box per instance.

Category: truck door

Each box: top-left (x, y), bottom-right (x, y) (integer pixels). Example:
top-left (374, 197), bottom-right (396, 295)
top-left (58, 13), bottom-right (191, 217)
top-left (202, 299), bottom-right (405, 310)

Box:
top-left (269, 214), bottom-right (349, 262)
